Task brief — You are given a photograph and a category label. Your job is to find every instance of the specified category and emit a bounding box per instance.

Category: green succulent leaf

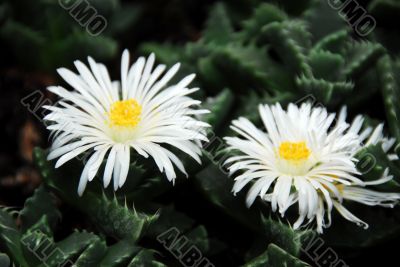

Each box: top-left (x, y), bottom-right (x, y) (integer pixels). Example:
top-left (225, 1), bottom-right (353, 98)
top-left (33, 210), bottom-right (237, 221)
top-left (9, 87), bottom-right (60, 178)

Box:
top-left (378, 55), bottom-right (400, 140)
top-left (266, 244), bottom-right (309, 267)
top-left (127, 249), bottom-right (166, 267)
top-left (99, 239), bottom-right (140, 267)
top-left (0, 253), bottom-right (10, 267)
top-left (185, 225), bottom-right (209, 254)
top-left (243, 243), bottom-right (309, 267)
top-left (140, 42), bottom-right (181, 66)
top-left (195, 164), bottom-right (262, 232)
top-left (202, 88), bottom-right (234, 130)
top-left (19, 185), bottom-right (60, 233)
top-left (21, 219), bottom-right (55, 267)
top-left (203, 3), bottom-right (233, 45)
top-left (356, 144), bottom-right (400, 189)
top-left (73, 239), bottom-right (107, 267)
top-left (198, 44), bottom-right (271, 94)
top-left (343, 42), bottom-right (385, 78)
top-left (33, 147), bottom-right (158, 242)
top-left (146, 205), bottom-right (194, 240)
top-left (241, 3), bottom-right (287, 42)
top-left (242, 248), bottom-right (269, 267)
top-left (312, 30), bottom-right (349, 54)
top-left (258, 21), bottom-right (312, 77)
top-left (41, 230), bottom-right (100, 267)
top-left (295, 75), bottom-right (353, 104)
top-left (308, 50), bottom-right (345, 81)
top-left (0, 209), bottom-right (28, 267)
top-left (260, 216), bottom-right (305, 257)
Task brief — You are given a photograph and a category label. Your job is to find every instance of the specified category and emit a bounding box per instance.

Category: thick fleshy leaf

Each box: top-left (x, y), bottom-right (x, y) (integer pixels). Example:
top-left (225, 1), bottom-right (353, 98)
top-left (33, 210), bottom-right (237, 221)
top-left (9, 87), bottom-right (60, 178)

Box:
top-left (19, 185), bottom-right (60, 233)
top-left (33, 147), bottom-right (158, 242)
top-left (0, 209), bottom-right (28, 266)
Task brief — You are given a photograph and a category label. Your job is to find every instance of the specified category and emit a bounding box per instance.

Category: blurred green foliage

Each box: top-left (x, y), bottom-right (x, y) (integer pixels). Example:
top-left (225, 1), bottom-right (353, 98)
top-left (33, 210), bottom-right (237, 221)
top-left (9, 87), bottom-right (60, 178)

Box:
top-left (0, 0), bottom-right (133, 70)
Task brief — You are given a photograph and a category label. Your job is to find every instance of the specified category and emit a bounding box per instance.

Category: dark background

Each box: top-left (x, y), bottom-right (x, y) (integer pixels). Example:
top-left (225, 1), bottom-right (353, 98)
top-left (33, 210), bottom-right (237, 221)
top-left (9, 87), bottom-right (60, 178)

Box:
top-left (1, 0), bottom-right (400, 266)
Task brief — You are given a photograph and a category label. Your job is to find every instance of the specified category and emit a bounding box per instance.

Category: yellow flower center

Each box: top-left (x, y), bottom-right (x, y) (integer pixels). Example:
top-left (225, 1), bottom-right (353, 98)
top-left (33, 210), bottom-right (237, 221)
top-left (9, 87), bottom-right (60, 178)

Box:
top-left (109, 99), bottom-right (142, 128)
top-left (335, 183), bottom-right (345, 193)
top-left (278, 141), bottom-right (310, 161)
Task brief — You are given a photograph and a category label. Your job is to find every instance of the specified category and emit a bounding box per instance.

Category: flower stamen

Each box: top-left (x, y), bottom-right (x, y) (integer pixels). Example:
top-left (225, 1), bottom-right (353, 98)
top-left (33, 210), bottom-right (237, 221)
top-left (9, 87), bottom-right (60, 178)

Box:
top-left (278, 141), bottom-right (310, 161)
top-left (109, 99), bottom-right (142, 128)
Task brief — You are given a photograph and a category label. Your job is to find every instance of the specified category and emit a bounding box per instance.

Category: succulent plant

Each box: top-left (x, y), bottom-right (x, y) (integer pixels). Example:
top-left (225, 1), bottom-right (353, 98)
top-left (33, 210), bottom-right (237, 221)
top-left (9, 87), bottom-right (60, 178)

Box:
top-left (1, 1), bottom-right (400, 266)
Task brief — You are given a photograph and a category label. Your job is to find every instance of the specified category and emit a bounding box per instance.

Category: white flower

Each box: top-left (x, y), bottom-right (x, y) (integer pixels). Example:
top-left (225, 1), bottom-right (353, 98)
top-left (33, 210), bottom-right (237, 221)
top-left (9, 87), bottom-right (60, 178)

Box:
top-left (314, 169), bottom-right (400, 233)
top-left (224, 102), bottom-right (400, 233)
top-left (340, 106), bottom-right (398, 160)
top-left (44, 50), bottom-right (209, 195)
